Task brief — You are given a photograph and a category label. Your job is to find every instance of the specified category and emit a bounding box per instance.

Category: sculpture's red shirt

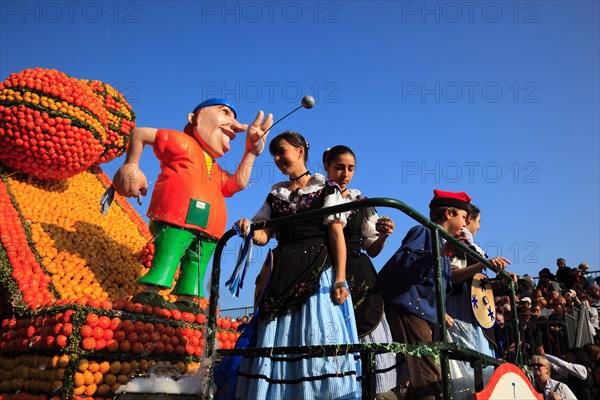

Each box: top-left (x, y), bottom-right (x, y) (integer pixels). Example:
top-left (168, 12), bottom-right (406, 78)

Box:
top-left (147, 129), bottom-right (232, 238)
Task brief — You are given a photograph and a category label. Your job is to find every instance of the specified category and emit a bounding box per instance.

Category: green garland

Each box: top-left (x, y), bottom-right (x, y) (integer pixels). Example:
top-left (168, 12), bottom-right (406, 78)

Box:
top-left (0, 236), bottom-right (28, 315)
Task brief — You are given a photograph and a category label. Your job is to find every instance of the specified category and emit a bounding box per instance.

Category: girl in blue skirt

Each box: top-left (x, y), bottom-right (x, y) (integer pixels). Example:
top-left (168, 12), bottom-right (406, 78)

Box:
top-left (234, 131), bottom-right (362, 400)
top-left (323, 145), bottom-right (400, 398)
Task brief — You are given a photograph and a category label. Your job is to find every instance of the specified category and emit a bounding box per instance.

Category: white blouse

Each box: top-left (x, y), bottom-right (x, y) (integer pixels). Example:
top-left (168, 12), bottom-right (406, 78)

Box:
top-left (252, 173), bottom-right (348, 227)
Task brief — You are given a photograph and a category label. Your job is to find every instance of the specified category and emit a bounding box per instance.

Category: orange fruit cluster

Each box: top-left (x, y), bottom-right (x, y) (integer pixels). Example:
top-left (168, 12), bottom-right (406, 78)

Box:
top-left (0, 347), bottom-right (200, 398)
top-left (72, 358), bottom-right (133, 396)
top-left (0, 68), bottom-right (136, 181)
top-left (0, 302), bottom-right (219, 397)
top-left (81, 80), bottom-right (136, 164)
top-left (0, 354), bottom-right (66, 394)
top-left (1, 167), bottom-right (151, 305)
top-left (0, 68), bottom-right (109, 180)
top-left (0, 176), bottom-right (55, 310)
top-left (69, 357), bottom-right (192, 397)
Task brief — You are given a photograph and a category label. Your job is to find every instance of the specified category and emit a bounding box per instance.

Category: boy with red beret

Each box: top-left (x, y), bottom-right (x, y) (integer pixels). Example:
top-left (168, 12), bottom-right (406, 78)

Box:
top-left (378, 189), bottom-right (471, 400)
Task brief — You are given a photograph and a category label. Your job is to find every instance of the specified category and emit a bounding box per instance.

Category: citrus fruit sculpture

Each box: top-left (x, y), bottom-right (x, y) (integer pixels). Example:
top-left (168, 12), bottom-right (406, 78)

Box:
top-left (0, 69), bottom-right (240, 400)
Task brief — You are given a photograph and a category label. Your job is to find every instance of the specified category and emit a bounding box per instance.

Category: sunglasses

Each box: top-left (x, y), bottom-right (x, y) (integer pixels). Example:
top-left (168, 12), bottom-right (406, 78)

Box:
top-left (530, 363), bottom-right (546, 368)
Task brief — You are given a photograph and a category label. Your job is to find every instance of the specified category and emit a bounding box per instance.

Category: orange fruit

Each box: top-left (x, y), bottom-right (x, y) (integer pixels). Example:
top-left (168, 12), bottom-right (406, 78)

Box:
top-left (83, 370), bottom-right (94, 385)
top-left (73, 372), bottom-right (85, 387)
top-left (103, 373), bottom-right (117, 386)
top-left (77, 359), bottom-right (89, 372)
top-left (73, 385), bottom-right (86, 395)
top-left (84, 383), bottom-right (97, 396)
top-left (97, 361), bottom-right (110, 374)
top-left (87, 360), bottom-right (100, 373)
top-left (96, 383), bottom-right (110, 396)
top-left (110, 361), bottom-right (121, 375)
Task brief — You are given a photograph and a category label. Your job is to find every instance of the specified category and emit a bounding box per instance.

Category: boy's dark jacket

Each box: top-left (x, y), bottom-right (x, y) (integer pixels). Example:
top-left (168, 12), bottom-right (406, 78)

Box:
top-left (378, 225), bottom-right (452, 325)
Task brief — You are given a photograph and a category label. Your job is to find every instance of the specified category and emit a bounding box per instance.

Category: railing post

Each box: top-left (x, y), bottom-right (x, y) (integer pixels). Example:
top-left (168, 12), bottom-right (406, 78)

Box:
top-left (361, 348), bottom-right (376, 400)
top-left (472, 357), bottom-right (484, 393)
top-left (507, 281), bottom-right (521, 365)
top-left (205, 229), bottom-right (235, 399)
top-left (431, 228), bottom-right (453, 399)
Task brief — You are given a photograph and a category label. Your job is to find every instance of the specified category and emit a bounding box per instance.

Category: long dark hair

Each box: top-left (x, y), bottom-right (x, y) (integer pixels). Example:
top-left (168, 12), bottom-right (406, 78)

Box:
top-left (269, 131), bottom-right (309, 162)
top-left (468, 203), bottom-right (481, 218)
top-left (322, 145), bottom-right (355, 165)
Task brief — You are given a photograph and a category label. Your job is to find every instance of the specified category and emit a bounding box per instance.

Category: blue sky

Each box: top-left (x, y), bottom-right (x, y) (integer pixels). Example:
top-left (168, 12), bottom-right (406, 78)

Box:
top-left (2, 0), bottom-right (598, 310)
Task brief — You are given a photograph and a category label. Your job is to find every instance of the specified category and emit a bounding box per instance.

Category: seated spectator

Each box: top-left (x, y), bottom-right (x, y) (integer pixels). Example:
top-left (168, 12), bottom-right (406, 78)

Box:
top-left (548, 280), bottom-right (563, 296)
top-left (556, 257), bottom-right (573, 289)
top-left (579, 263), bottom-right (594, 285)
top-left (588, 284), bottom-right (600, 311)
top-left (519, 275), bottom-right (537, 296)
top-left (536, 297), bottom-right (553, 318)
top-left (531, 304), bottom-right (546, 321)
top-left (518, 304), bottom-right (541, 361)
top-left (555, 291), bottom-right (564, 312)
top-left (563, 289), bottom-right (577, 310)
top-left (496, 303), bottom-right (511, 319)
top-left (549, 289), bottom-right (560, 301)
top-left (539, 346), bottom-right (597, 400)
top-left (547, 303), bottom-right (567, 355)
top-left (530, 354), bottom-right (577, 399)
top-left (539, 267), bottom-right (557, 283)
top-left (520, 296), bottom-right (533, 309)
top-left (569, 267), bottom-right (590, 291)
top-left (494, 295), bottom-right (504, 307)
top-left (530, 301), bottom-right (552, 352)
top-left (494, 311), bottom-right (514, 362)
top-left (537, 277), bottom-right (550, 296)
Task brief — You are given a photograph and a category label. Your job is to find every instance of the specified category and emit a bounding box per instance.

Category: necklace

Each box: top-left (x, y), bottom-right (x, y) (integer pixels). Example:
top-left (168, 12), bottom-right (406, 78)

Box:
top-left (289, 171), bottom-right (310, 181)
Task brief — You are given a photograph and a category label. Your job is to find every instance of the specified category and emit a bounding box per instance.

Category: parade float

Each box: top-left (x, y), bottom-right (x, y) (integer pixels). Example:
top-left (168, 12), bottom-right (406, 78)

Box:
top-left (0, 68), bottom-right (240, 400)
top-left (0, 68), bottom-right (541, 400)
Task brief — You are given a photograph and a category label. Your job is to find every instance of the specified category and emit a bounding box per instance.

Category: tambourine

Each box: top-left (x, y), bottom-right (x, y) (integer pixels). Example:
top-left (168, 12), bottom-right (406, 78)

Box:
top-left (470, 272), bottom-right (496, 329)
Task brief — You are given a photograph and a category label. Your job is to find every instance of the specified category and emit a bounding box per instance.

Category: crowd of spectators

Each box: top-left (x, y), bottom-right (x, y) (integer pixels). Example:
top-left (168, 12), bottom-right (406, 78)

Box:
top-left (492, 257), bottom-right (600, 398)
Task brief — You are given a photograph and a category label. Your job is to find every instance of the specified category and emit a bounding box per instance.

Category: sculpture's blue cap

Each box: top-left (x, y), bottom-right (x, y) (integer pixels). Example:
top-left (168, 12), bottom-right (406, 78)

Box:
top-left (192, 98), bottom-right (237, 118)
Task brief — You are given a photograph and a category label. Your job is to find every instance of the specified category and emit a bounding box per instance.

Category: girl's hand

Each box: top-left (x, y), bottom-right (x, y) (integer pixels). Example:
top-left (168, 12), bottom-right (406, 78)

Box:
top-left (332, 281), bottom-right (349, 305)
top-left (233, 218), bottom-right (251, 237)
top-left (445, 313), bottom-right (454, 329)
top-left (375, 216), bottom-right (394, 238)
top-left (488, 257), bottom-right (511, 271)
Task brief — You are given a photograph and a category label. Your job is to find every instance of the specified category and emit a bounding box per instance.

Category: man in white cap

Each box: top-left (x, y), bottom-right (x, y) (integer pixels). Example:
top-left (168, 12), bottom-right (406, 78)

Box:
top-left (520, 296), bottom-right (532, 307)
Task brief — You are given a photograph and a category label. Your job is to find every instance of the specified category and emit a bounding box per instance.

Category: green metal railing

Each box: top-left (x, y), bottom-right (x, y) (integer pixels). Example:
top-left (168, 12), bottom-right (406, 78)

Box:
top-left (204, 198), bottom-right (520, 399)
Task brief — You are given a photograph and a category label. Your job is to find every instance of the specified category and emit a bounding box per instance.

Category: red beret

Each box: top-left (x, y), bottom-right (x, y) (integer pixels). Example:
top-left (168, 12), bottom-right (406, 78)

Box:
top-left (428, 189), bottom-right (472, 211)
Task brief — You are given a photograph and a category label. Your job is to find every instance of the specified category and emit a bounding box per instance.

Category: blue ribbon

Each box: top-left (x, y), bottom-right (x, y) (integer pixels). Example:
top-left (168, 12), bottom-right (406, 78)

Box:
top-left (225, 231), bottom-right (254, 297)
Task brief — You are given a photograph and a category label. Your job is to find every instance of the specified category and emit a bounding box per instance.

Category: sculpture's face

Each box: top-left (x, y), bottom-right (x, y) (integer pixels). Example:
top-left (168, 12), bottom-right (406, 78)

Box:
top-left (190, 105), bottom-right (244, 158)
